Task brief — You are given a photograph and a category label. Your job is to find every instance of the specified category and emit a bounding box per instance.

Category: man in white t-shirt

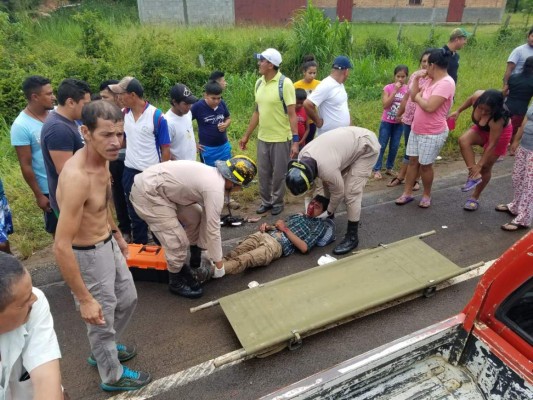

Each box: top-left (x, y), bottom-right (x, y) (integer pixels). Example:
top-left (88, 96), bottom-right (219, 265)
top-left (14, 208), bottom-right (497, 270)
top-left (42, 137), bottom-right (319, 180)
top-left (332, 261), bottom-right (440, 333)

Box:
top-left (304, 56), bottom-right (353, 136)
top-left (109, 77), bottom-right (171, 244)
top-left (166, 84), bottom-right (198, 161)
top-left (503, 27), bottom-right (533, 94)
top-left (0, 252), bottom-right (63, 400)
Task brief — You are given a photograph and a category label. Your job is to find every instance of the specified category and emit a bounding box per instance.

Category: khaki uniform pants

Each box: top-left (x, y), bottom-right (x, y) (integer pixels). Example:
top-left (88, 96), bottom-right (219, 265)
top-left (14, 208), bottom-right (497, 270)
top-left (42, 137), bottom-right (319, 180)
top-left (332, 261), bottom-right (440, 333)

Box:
top-left (224, 232), bottom-right (283, 274)
top-left (73, 238), bottom-right (137, 384)
top-left (315, 136), bottom-right (379, 222)
top-left (130, 183), bottom-right (203, 273)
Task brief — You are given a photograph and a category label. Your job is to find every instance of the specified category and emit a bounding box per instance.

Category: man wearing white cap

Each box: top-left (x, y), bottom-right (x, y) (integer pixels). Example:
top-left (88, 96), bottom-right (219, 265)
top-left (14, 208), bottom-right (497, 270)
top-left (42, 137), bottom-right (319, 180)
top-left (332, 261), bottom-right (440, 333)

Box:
top-left (304, 55), bottom-right (353, 137)
top-left (239, 48), bottom-right (299, 216)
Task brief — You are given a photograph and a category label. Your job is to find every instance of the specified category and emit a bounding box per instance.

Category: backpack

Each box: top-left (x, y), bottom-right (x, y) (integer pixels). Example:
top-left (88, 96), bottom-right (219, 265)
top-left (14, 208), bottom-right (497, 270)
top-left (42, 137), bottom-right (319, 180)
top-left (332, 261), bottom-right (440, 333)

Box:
top-left (255, 74), bottom-right (287, 114)
top-left (123, 107), bottom-right (165, 161)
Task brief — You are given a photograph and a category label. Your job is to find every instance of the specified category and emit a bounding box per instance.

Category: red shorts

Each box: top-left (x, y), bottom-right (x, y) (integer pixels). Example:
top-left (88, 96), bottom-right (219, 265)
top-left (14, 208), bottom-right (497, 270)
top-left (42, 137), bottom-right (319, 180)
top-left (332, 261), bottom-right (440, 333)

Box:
top-left (471, 123), bottom-right (513, 156)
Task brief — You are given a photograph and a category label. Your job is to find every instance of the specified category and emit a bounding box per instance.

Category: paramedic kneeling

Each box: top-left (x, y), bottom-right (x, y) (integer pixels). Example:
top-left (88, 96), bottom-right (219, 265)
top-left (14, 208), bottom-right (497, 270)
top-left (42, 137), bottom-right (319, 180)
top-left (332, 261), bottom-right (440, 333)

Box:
top-left (130, 155), bottom-right (257, 299)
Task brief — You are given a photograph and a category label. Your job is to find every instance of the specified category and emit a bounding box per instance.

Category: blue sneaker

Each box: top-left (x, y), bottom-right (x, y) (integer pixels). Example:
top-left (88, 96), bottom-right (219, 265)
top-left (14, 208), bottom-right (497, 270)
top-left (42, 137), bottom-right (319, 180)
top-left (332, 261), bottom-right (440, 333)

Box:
top-left (100, 366), bottom-right (151, 392)
top-left (87, 344), bottom-right (137, 367)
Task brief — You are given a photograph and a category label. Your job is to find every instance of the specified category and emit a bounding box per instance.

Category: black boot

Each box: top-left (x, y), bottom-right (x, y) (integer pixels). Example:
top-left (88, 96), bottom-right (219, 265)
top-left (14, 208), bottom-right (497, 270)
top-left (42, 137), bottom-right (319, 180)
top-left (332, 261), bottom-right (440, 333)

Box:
top-left (180, 264), bottom-right (203, 290)
top-left (168, 270), bottom-right (203, 299)
top-left (333, 221), bottom-right (359, 255)
top-left (189, 245), bottom-right (202, 269)
top-left (185, 245), bottom-right (206, 289)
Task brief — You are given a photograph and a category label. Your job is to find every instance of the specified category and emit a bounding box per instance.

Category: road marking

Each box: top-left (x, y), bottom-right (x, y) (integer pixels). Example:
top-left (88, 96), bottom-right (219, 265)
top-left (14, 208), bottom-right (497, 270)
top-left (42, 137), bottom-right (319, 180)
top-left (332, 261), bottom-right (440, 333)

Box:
top-left (109, 260), bottom-right (495, 399)
top-left (108, 355), bottom-right (245, 400)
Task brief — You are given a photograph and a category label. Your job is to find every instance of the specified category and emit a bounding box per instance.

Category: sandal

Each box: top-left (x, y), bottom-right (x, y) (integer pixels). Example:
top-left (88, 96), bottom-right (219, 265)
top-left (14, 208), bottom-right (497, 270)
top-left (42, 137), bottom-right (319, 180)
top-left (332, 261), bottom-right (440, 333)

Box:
top-left (495, 204), bottom-right (516, 216)
top-left (413, 181), bottom-right (420, 191)
top-left (373, 171), bottom-right (383, 180)
top-left (395, 194), bottom-right (414, 205)
top-left (464, 198), bottom-right (479, 211)
top-left (461, 177), bottom-right (482, 192)
top-left (385, 169), bottom-right (397, 176)
top-left (501, 222), bottom-right (528, 231)
top-left (418, 196), bottom-right (431, 208)
top-left (387, 177), bottom-right (404, 187)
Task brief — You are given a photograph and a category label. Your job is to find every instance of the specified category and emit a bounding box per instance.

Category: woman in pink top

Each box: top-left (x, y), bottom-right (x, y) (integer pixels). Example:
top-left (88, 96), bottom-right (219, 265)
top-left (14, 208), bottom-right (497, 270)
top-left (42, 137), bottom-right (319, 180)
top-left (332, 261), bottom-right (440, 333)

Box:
top-left (390, 49), bottom-right (432, 189)
top-left (395, 49), bottom-right (456, 208)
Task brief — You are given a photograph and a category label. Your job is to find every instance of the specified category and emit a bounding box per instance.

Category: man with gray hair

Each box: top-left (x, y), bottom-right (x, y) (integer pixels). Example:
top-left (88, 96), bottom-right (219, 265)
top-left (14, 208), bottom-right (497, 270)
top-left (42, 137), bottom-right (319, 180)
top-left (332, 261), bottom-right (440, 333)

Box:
top-left (0, 252), bottom-right (63, 399)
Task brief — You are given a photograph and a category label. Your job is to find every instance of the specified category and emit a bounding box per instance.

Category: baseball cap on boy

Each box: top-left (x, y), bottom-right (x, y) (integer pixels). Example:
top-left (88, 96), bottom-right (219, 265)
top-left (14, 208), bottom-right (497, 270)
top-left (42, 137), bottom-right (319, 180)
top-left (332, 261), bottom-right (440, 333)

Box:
top-left (449, 28), bottom-right (471, 40)
top-left (332, 56), bottom-right (353, 70)
top-left (108, 77), bottom-right (144, 97)
top-left (254, 48), bottom-right (282, 67)
top-left (170, 84), bottom-right (198, 104)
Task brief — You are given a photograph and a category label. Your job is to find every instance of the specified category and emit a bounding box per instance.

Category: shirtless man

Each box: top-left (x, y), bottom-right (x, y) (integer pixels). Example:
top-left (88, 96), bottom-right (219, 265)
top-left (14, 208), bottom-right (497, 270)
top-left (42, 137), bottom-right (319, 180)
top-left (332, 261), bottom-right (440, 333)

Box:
top-left (53, 101), bottom-right (150, 392)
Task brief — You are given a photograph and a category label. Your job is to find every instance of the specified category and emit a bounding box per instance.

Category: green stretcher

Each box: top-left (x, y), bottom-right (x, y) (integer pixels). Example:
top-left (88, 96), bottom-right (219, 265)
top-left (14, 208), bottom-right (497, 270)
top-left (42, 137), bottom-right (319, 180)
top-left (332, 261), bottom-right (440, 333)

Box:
top-left (193, 232), bottom-right (472, 360)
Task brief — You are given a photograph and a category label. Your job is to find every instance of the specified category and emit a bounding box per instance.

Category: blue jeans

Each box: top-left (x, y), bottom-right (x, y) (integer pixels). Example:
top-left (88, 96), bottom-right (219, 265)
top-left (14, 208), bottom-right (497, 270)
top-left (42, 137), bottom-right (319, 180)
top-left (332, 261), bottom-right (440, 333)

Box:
top-left (373, 121), bottom-right (403, 171)
top-left (122, 166), bottom-right (148, 244)
top-left (402, 124), bottom-right (412, 163)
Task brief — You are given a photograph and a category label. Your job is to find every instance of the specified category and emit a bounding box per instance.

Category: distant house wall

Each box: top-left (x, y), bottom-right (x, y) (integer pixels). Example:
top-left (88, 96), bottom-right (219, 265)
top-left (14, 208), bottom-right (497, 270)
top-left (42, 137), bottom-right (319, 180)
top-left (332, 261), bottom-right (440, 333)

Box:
top-left (234, 0), bottom-right (306, 24)
top-left (137, 0), bottom-right (506, 25)
top-left (312, 0), bottom-right (505, 23)
top-left (137, 0), bottom-right (235, 24)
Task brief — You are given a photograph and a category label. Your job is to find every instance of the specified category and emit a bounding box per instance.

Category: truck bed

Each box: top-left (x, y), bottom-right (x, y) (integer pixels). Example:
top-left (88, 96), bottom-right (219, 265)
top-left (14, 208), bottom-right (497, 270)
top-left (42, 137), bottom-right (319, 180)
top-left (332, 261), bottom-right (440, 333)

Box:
top-left (262, 315), bottom-right (533, 400)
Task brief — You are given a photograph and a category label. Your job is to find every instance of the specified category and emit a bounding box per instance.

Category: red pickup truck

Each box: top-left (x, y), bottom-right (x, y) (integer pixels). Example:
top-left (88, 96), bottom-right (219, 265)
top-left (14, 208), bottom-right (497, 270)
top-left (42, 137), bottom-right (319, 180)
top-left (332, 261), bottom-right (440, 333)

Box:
top-left (262, 232), bottom-right (533, 399)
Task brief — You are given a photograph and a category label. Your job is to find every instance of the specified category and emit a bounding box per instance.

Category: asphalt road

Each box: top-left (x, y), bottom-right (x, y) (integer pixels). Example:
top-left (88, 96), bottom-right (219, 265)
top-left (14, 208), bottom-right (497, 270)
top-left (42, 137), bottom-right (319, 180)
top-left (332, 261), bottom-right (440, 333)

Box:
top-left (35, 158), bottom-right (527, 400)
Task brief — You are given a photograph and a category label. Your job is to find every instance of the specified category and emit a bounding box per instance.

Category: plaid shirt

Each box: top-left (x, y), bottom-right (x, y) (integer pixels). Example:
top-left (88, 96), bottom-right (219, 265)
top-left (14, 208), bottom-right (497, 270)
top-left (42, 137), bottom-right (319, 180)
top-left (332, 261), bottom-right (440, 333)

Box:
top-left (270, 214), bottom-right (327, 256)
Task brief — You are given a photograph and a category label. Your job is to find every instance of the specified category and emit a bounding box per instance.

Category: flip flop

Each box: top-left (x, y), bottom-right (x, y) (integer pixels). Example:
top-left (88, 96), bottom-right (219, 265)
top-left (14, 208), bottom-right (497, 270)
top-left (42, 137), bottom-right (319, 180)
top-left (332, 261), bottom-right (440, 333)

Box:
top-left (501, 222), bottom-right (528, 232)
top-left (464, 198), bottom-right (479, 211)
top-left (461, 177), bottom-right (482, 192)
top-left (387, 177), bottom-right (404, 187)
top-left (495, 204), bottom-right (516, 216)
top-left (395, 194), bottom-right (414, 205)
top-left (373, 171), bottom-right (383, 180)
top-left (418, 196), bottom-right (431, 208)
top-left (385, 169), bottom-right (397, 176)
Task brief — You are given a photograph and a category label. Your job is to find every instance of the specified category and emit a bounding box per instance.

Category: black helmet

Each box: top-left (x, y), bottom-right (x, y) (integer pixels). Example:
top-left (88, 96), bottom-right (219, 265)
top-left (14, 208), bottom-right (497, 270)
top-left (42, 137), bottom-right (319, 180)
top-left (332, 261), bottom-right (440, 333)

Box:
top-left (215, 155), bottom-right (257, 187)
top-left (286, 159), bottom-right (315, 196)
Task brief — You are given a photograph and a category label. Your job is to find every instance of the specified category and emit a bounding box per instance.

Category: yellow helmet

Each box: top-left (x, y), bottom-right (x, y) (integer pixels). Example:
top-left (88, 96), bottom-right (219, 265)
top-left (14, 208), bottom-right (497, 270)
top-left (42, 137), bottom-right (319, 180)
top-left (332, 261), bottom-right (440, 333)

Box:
top-left (215, 155), bottom-right (257, 187)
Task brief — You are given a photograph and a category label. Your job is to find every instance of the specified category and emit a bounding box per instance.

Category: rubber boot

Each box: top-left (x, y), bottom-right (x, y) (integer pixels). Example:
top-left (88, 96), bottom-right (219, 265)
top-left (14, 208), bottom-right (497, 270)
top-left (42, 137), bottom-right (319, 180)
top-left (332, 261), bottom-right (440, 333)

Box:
top-left (180, 264), bottom-right (202, 290)
top-left (185, 245), bottom-right (205, 289)
top-left (333, 221), bottom-right (359, 255)
top-left (189, 245), bottom-right (202, 269)
top-left (168, 270), bottom-right (203, 299)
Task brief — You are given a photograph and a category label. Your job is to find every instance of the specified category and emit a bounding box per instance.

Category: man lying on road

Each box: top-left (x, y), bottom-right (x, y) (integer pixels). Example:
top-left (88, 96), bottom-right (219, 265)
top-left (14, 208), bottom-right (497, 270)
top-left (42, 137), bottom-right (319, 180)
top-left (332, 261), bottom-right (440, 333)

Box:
top-left (197, 195), bottom-right (334, 280)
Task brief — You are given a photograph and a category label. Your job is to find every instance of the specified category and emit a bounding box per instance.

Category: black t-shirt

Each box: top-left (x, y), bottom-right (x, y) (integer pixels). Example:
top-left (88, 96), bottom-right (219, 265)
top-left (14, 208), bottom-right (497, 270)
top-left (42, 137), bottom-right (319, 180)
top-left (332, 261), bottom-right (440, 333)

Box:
top-left (40, 111), bottom-right (84, 212)
top-left (506, 73), bottom-right (533, 115)
top-left (443, 45), bottom-right (460, 84)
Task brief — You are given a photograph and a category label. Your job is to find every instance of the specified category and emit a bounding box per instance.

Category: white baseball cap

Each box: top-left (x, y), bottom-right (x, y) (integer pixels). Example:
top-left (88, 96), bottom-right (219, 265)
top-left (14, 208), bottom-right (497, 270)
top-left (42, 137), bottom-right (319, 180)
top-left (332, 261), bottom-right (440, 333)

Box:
top-left (255, 48), bottom-right (282, 67)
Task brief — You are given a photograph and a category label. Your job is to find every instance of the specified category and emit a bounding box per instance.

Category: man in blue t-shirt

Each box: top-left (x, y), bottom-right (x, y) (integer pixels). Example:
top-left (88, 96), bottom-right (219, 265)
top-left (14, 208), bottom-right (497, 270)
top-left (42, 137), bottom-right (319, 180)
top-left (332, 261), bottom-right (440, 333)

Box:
top-left (11, 76), bottom-right (58, 234)
top-left (41, 78), bottom-right (92, 215)
top-left (192, 81), bottom-right (239, 209)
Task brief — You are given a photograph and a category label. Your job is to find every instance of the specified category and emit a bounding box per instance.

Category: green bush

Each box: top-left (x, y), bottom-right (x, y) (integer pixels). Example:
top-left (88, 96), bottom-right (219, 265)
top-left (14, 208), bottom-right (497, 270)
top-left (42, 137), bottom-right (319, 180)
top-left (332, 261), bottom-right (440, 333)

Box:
top-left (364, 37), bottom-right (394, 59)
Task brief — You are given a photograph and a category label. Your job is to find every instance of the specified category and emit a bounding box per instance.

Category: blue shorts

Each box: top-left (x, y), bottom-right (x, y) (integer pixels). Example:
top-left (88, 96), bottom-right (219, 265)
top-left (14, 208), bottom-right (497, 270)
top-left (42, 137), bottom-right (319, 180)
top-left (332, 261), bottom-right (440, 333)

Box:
top-left (200, 141), bottom-right (232, 167)
top-left (0, 194), bottom-right (14, 243)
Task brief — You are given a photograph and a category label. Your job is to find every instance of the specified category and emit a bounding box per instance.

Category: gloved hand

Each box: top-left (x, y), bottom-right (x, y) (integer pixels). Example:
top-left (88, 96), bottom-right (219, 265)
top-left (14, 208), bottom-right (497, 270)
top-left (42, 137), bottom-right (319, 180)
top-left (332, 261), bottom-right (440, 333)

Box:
top-left (213, 264), bottom-right (226, 279)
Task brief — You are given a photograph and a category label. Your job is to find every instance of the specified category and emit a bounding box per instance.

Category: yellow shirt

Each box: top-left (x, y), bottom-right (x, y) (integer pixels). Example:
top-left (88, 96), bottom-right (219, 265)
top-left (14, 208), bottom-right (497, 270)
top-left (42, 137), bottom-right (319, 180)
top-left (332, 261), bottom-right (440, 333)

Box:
top-left (256, 71), bottom-right (296, 143)
top-left (294, 79), bottom-right (321, 124)
top-left (294, 79), bottom-right (321, 95)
